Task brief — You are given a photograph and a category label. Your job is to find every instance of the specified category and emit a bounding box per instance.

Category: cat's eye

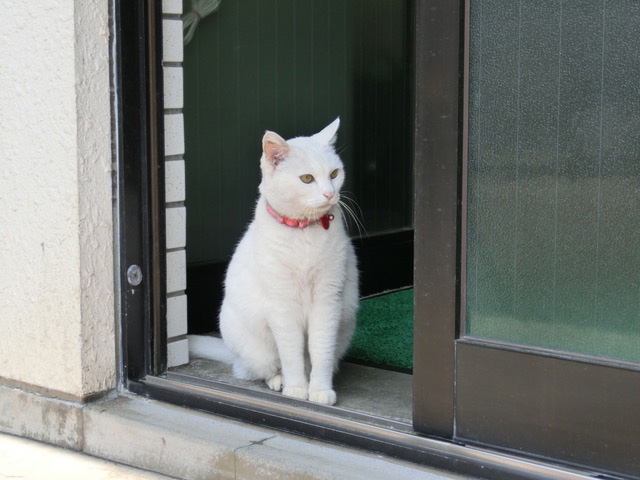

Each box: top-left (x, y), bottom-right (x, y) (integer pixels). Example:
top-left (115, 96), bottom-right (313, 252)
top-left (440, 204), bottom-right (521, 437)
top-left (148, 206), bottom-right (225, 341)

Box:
top-left (330, 169), bottom-right (339, 179)
top-left (300, 174), bottom-right (314, 184)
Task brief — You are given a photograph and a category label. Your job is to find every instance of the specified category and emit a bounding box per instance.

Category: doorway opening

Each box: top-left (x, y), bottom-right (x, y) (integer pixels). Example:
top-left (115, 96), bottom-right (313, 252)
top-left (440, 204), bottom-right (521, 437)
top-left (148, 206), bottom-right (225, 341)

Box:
top-left (173, 0), bottom-right (415, 423)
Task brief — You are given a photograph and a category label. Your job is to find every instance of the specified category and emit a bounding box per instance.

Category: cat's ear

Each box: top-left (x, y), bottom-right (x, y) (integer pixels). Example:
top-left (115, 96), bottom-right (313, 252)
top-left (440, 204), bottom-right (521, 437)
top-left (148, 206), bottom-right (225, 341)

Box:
top-left (262, 131), bottom-right (289, 167)
top-left (312, 117), bottom-right (340, 146)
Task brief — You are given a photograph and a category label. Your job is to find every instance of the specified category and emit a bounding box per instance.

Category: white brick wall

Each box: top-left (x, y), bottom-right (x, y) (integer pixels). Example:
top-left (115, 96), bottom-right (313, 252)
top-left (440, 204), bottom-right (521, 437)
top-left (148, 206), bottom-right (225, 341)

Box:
top-left (166, 250), bottom-right (187, 293)
top-left (162, 0), bottom-right (182, 15)
top-left (164, 114), bottom-right (185, 156)
top-left (166, 294), bottom-right (188, 338)
top-left (165, 160), bottom-right (186, 203)
top-left (166, 206), bottom-right (186, 249)
top-left (163, 20), bottom-right (184, 63)
top-left (163, 67), bottom-right (183, 109)
top-left (163, 2), bottom-right (188, 367)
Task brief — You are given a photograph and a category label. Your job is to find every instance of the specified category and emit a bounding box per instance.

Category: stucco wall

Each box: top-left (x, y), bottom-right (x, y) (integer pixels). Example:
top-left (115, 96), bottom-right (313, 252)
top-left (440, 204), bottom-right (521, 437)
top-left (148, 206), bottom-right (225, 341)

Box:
top-left (0, 1), bottom-right (114, 398)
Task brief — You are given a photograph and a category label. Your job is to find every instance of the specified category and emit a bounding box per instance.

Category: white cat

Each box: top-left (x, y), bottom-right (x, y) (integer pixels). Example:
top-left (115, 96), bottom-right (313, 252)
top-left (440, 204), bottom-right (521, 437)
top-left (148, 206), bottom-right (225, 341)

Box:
top-left (189, 118), bottom-right (359, 406)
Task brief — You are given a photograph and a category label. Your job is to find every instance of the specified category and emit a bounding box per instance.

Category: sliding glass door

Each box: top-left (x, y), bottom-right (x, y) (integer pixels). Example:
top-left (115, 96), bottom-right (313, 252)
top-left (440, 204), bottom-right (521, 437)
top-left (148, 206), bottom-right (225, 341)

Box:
top-left (415, 1), bottom-right (640, 477)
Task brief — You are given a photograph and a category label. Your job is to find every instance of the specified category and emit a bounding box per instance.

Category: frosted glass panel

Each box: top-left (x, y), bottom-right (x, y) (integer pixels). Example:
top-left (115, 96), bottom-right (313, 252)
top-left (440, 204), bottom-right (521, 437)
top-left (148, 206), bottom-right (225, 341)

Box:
top-left (466, 0), bottom-right (640, 363)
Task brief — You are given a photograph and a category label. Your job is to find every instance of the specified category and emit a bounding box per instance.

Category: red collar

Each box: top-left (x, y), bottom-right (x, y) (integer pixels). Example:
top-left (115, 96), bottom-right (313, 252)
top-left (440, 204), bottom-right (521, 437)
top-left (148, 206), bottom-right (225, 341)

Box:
top-left (265, 202), bottom-right (335, 230)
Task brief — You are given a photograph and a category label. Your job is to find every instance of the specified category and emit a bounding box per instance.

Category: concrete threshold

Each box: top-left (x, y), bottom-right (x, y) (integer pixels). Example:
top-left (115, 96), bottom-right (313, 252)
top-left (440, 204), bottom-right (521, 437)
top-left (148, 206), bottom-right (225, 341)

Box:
top-left (83, 394), bottom-right (469, 480)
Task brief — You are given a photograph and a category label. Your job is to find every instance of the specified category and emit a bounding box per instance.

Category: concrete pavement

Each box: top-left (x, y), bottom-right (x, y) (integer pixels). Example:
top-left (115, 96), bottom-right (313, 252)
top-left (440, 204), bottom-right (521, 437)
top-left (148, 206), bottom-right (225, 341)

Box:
top-left (0, 433), bottom-right (175, 480)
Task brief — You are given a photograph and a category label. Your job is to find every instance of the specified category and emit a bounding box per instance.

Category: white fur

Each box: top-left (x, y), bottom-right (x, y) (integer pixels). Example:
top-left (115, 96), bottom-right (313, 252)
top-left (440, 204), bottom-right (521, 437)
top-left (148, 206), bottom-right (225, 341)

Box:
top-left (190, 118), bottom-right (359, 406)
top-left (187, 335), bottom-right (235, 364)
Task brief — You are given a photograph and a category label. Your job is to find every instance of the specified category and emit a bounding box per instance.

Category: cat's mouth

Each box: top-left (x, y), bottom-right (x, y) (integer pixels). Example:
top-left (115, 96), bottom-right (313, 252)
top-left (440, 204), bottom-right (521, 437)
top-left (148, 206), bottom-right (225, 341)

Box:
top-left (315, 195), bottom-right (340, 210)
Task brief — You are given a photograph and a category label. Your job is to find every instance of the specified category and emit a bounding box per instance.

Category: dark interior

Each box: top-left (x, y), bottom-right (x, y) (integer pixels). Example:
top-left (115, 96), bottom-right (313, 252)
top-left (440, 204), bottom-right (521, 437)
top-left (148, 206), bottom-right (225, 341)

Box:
top-left (182, 0), bottom-right (415, 338)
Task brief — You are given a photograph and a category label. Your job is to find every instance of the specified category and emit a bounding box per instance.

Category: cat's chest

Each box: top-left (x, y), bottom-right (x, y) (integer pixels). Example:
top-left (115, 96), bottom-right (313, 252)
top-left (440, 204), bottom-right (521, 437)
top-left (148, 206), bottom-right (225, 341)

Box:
top-left (255, 221), bottom-right (344, 271)
top-left (274, 226), bottom-right (333, 256)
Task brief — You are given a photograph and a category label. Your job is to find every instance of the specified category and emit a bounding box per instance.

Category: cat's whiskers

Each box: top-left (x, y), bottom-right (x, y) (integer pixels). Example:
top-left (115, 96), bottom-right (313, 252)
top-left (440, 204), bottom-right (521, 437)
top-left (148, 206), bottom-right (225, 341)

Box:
top-left (303, 205), bottom-right (315, 221)
top-left (338, 196), bottom-right (366, 238)
top-left (301, 200), bottom-right (332, 221)
top-left (340, 191), bottom-right (364, 218)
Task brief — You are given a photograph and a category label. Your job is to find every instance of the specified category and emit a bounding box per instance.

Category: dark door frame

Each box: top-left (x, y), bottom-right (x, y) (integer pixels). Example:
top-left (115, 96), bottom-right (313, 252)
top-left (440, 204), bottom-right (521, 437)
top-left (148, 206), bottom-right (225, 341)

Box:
top-left (115, 1), bottom-right (630, 479)
top-left (115, 0), bottom-right (167, 382)
top-left (412, 0), bottom-right (463, 440)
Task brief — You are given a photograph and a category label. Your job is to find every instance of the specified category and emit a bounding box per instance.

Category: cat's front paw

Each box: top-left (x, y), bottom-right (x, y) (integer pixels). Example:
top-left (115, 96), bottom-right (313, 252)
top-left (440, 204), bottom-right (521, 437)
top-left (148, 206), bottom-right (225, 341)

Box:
top-left (308, 389), bottom-right (337, 405)
top-left (282, 386), bottom-right (308, 400)
top-left (266, 374), bottom-right (283, 391)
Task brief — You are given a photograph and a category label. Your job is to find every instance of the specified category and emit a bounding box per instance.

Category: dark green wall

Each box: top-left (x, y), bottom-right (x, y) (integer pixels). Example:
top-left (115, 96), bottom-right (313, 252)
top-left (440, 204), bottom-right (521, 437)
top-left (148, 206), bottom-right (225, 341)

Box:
top-left (183, 0), bottom-right (413, 264)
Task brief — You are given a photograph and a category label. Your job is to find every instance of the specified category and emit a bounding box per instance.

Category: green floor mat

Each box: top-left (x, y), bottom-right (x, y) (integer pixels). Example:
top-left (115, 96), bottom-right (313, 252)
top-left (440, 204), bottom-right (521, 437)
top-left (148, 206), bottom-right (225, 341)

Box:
top-left (346, 288), bottom-right (413, 371)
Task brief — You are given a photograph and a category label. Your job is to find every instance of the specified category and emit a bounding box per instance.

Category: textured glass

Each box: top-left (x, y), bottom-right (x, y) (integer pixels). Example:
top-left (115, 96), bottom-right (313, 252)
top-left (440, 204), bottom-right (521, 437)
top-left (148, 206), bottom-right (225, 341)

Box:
top-left (466, 0), bottom-right (640, 363)
top-left (183, 0), bottom-right (412, 263)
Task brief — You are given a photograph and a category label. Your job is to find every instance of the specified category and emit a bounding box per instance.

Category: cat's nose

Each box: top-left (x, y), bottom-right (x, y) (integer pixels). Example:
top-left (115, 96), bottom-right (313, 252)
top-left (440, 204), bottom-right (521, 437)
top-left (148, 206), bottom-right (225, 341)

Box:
top-left (323, 191), bottom-right (334, 200)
